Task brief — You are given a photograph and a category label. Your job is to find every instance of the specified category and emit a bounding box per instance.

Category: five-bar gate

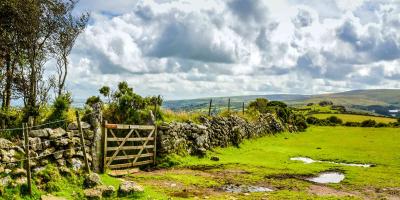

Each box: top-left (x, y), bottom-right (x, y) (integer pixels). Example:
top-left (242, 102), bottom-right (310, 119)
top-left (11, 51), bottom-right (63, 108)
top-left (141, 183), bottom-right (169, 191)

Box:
top-left (103, 122), bottom-right (156, 170)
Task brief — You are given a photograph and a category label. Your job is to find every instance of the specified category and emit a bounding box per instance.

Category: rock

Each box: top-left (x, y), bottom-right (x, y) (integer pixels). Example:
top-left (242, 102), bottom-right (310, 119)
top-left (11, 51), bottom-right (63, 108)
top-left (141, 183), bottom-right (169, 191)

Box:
top-left (0, 138), bottom-right (13, 148)
top-left (59, 166), bottom-right (72, 176)
top-left (118, 181), bottom-right (144, 196)
top-left (64, 148), bottom-right (76, 158)
top-left (210, 156), bottom-right (219, 161)
top-left (70, 158), bottom-right (83, 171)
top-left (0, 176), bottom-right (11, 187)
top-left (55, 138), bottom-right (69, 146)
top-left (33, 167), bottom-right (46, 173)
top-left (68, 122), bottom-right (90, 130)
top-left (42, 140), bottom-right (51, 148)
top-left (84, 188), bottom-right (102, 200)
top-left (0, 165), bottom-right (4, 173)
top-left (53, 151), bottom-right (63, 159)
top-left (11, 168), bottom-right (26, 177)
top-left (41, 194), bottom-right (67, 200)
top-left (28, 137), bottom-right (42, 151)
top-left (15, 177), bottom-right (27, 185)
top-left (56, 159), bottom-right (66, 166)
top-left (29, 128), bottom-right (51, 138)
top-left (84, 173), bottom-right (102, 188)
top-left (49, 128), bottom-right (66, 139)
top-left (95, 185), bottom-right (115, 197)
top-left (41, 147), bottom-right (56, 156)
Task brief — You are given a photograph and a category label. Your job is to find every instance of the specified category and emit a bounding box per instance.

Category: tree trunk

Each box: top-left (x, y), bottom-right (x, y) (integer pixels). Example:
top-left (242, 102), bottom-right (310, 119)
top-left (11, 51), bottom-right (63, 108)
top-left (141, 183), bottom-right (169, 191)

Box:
top-left (2, 53), bottom-right (12, 110)
top-left (57, 53), bottom-right (68, 97)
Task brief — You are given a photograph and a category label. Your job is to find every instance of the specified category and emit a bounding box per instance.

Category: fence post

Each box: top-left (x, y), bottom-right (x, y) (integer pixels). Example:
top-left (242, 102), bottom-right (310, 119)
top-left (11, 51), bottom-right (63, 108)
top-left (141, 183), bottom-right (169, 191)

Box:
top-left (242, 102), bottom-right (245, 115)
top-left (208, 99), bottom-right (212, 116)
top-left (228, 98), bottom-right (231, 113)
top-left (75, 111), bottom-right (91, 174)
top-left (24, 121), bottom-right (32, 196)
top-left (102, 120), bottom-right (108, 173)
top-left (153, 102), bottom-right (157, 165)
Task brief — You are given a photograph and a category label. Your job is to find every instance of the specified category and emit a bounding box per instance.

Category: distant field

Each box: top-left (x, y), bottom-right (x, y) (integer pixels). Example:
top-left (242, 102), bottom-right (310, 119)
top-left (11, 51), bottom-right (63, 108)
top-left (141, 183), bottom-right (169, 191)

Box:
top-left (312, 113), bottom-right (397, 123)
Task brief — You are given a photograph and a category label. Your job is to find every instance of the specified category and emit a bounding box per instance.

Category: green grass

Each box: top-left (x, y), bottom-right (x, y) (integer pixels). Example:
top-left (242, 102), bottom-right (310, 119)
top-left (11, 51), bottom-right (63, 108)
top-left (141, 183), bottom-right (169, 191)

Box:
top-left (312, 113), bottom-right (397, 123)
top-left (177, 126), bottom-right (400, 189)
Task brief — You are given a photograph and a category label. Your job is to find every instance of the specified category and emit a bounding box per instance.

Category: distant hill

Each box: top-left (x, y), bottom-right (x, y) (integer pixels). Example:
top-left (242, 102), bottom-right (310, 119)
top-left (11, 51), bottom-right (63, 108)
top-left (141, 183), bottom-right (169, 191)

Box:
top-left (163, 89), bottom-right (400, 117)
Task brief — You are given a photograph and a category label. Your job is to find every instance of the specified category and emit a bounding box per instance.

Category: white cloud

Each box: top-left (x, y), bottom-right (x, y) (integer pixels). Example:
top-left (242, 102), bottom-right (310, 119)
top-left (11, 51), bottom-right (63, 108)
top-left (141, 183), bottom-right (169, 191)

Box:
top-left (66, 0), bottom-right (400, 100)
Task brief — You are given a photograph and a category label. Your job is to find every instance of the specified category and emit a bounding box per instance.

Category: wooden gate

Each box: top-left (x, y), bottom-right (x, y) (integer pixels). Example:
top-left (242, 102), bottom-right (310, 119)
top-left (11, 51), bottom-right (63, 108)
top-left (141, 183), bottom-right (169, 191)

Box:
top-left (103, 122), bottom-right (156, 170)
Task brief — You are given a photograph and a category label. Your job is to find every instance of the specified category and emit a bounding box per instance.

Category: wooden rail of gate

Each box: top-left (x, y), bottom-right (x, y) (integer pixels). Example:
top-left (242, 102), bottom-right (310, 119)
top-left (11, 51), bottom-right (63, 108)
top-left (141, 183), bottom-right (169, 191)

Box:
top-left (103, 122), bottom-right (157, 170)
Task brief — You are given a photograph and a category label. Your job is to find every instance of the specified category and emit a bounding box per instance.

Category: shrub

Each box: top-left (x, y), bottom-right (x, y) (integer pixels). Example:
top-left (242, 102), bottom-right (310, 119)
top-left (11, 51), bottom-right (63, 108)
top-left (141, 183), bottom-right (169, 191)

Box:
top-left (319, 100), bottom-right (333, 106)
top-left (294, 114), bottom-right (307, 131)
top-left (46, 93), bottom-right (72, 128)
top-left (361, 119), bottom-right (377, 127)
top-left (327, 116), bottom-right (343, 124)
top-left (344, 121), bottom-right (361, 127)
top-left (375, 122), bottom-right (388, 128)
top-left (247, 98), bottom-right (269, 113)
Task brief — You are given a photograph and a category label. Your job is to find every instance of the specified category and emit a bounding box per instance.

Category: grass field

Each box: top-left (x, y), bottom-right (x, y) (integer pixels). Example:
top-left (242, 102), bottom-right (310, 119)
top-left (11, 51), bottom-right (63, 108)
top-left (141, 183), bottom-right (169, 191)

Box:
top-left (120, 126), bottom-right (400, 199)
top-left (312, 113), bottom-right (397, 123)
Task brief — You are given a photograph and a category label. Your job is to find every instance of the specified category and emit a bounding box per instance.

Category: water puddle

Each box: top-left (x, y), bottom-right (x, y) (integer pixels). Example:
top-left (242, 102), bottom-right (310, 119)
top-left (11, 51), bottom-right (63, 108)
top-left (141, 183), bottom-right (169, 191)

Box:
top-left (306, 172), bottom-right (345, 184)
top-left (290, 157), bottom-right (372, 167)
top-left (222, 184), bottom-right (273, 193)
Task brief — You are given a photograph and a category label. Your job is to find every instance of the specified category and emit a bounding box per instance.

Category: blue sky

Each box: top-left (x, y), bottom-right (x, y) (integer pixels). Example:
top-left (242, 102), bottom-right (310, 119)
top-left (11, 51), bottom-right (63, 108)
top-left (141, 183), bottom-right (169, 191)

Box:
top-left (63, 0), bottom-right (400, 100)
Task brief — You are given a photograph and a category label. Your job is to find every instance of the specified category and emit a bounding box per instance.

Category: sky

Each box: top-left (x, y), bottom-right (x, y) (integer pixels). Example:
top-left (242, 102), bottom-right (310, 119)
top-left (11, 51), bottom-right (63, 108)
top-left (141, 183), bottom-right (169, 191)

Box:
top-left (63, 0), bottom-right (400, 100)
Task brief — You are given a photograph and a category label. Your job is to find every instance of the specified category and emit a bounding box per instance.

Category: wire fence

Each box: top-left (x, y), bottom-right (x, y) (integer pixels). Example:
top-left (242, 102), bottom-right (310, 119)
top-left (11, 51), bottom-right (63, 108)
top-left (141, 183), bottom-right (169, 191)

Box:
top-left (0, 110), bottom-right (95, 195)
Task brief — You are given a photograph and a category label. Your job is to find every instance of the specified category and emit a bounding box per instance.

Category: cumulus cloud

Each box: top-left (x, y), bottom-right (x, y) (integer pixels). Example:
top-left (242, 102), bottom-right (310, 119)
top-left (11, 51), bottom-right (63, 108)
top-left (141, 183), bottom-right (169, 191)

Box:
top-left (65, 0), bottom-right (400, 100)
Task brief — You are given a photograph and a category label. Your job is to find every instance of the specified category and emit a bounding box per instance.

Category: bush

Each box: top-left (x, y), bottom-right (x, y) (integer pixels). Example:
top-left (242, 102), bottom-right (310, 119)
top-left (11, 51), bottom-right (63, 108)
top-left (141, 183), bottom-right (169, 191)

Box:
top-left (294, 114), bottom-right (307, 131)
top-left (247, 98), bottom-right (269, 113)
top-left (319, 100), bottom-right (333, 106)
top-left (361, 119), bottom-right (377, 127)
top-left (375, 122), bottom-right (388, 128)
top-left (344, 121), bottom-right (361, 127)
top-left (327, 116), bottom-right (343, 124)
top-left (46, 93), bottom-right (72, 128)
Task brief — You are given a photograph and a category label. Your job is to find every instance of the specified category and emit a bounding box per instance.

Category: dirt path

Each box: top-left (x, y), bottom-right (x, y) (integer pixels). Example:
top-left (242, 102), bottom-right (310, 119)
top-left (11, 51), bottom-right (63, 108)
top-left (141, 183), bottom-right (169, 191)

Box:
top-left (118, 167), bottom-right (400, 199)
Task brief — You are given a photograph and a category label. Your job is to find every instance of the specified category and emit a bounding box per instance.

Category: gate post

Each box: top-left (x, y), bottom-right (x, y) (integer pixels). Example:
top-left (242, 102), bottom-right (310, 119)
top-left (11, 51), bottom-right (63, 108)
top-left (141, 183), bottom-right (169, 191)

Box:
top-left (90, 102), bottom-right (103, 172)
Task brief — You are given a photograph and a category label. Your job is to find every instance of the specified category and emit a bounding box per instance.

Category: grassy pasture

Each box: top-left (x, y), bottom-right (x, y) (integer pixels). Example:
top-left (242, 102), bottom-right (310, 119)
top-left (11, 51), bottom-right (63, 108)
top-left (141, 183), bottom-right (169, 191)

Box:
top-left (312, 113), bottom-right (397, 123)
top-left (121, 126), bottom-right (400, 199)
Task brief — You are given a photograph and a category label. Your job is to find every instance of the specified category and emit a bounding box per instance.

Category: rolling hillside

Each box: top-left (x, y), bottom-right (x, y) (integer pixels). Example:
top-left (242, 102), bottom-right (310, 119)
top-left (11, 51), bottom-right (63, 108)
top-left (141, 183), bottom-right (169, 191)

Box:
top-left (163, 89), bottom-right (400, 117)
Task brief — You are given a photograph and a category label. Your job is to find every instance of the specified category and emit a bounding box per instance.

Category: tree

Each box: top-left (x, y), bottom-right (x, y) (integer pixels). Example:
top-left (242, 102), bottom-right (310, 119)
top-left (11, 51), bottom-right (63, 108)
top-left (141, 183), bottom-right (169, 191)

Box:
top-left (99, 86), bottom-right (111, 103)
top-left (248, 98), bottom-right (269, 113)
top-left (52, 1), bottom-right (88, 97)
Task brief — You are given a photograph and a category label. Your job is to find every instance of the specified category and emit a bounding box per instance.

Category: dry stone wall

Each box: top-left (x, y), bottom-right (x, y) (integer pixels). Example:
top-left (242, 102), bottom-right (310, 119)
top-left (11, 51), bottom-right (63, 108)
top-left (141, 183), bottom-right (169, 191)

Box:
top-left (0, 122), bottom-right (95, 187)
top-left (157, 113), bottom-right (297, 156)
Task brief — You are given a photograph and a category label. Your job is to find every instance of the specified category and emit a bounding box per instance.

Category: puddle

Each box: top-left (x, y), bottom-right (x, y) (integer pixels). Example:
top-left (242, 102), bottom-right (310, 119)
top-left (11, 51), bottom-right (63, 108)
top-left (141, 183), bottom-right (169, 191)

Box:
top-left (290, 157), bottom-right (372, 167)
top-left (222, 184), bottom-right (273, 193)
top-left (306, 172), bottom-right (345, 184)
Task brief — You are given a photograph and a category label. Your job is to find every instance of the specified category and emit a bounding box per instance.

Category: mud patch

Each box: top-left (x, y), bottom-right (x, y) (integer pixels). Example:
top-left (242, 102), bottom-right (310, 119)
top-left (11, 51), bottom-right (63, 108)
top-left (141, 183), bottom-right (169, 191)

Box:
top-left (309, 185), bottom-right (355, 197)
top-left (291, 157), bottom-right (373, 167)
top-left (222, 184), bottom-right (273, 193)
top-left (306, 172), bottom-right (345, 184)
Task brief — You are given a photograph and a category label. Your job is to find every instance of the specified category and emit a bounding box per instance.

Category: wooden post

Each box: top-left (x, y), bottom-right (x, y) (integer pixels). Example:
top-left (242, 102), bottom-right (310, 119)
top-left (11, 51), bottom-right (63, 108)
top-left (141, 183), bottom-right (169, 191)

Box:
top-left (228, 98), bottom-right (231, 113)
top-left (153, 103), bottom-right (157, 165)
top-left (242, 102), bottom-right (245, 115)
top-left (24, 121), bottom-right (32, 196)
top-left (76, 111), bottom-right (91, 174)
top-left (102, 120), bottom-right (107, 173)
top-left (208, 99), bottom-right (212, 116)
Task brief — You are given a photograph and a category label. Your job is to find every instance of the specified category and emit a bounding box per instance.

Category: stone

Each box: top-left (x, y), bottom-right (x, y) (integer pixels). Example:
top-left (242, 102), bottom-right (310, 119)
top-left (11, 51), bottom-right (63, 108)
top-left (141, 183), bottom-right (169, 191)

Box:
top-left (118, 181), bottom-right (144, 196)
top-left (95, 185), bottom-right (115, 197)
top-left (68, 122), bottom-right (90, 130)
top-left (69, 158), bottom-right (83, 171)
top-left (41, 147), bottom-right (56, 156)
top-left (0, 176), bottom-right (11, 187)
top-left (49, 128), bottom-right (67, 139)
top-left (0, 138), bottom-right (13, 148)
top-left (28, 137), bottom-right (42, 151)
top-left (59, 166), bottom-right (72, 176)
top-left (15, 177), bottom-right (27, 185)
top-left (11, 168), bottom-right (26, 177)
top-left (55, 138), bottom-right (69, 146)
top-left (84, 188), bottom-right (102, 200)
top-left (29, 128), bottom-right (51, 138)
top-left (41, 194), bottom-right (67, 200)
top-left (33, 167), bottom-right (46, 173)
top-left (53, 151), bottom-right (63, 159)
top-left (84, 173), bottom-right (102, 188)
top-left (56, 159), bottom-right (66, 166)
top-left (42, 140), bottom-right (51, 148)
top-left (64, 148), bottom-right (76, 158)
